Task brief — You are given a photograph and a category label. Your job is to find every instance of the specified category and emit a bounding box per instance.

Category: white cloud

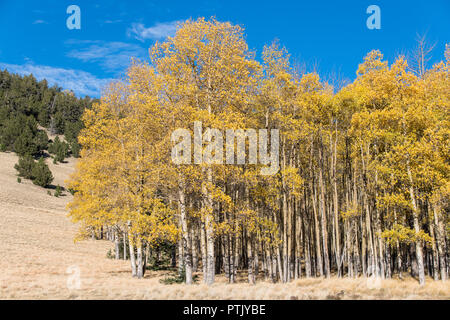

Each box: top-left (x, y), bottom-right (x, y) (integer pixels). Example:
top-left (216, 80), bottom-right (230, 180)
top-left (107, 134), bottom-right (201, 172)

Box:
top-left (33, 20), bottom-right (47, 25)
top-left (0, 62), bottom-right (112, 97)
top-left (66, 40), bottom-right (146, 73)
top-left (104, 19), bottom-right (123, 24)
top-left (127, 21), bottom-right (180, 41)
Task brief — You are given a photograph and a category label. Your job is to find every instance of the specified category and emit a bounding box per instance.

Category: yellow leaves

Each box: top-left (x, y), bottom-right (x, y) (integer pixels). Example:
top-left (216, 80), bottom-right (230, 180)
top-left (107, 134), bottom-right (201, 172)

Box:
top-left (377, 193), bottom-right (412, 211)
top-left (381, 224), bottom-right (433, 246)
top-left (67, 17), bottom-right (450, 259)
top-left (67, 60), bottom-right (179, 246)
top-left (356, 50), bottom-right (388, 76)
top-left (430, 180), bottom-right (450, 209)
top-left (214, 220), bottom-right (235, 236)
top-left (353, 51), bottom-right (422, 114)
top-left (209, 183), bottom-right (233, 210)
top-left (344, 47), bottom-right (449, 235)
top-left (341, 204), bottom-right (361, 220)
top-left (152, 18), bottom-right (261, 116)
top-left (262, 41), bottom-right (293, 86)
top-left (130, 199), bottom-right (179, 244)
top-left (281, 166), bottom-right (304, 197)
top-left (298, 73), bottom-right (323, 94)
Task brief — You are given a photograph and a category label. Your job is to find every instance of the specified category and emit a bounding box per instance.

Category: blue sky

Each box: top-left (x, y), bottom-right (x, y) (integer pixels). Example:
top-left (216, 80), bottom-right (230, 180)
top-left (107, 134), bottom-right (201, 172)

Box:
top-left (0, 0), bottom-right (448, 97)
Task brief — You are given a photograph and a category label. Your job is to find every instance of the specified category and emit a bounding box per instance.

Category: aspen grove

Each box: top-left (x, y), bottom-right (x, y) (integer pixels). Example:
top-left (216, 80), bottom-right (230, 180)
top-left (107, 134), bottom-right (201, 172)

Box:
top-left (68, 18), bottom-right (449, 286)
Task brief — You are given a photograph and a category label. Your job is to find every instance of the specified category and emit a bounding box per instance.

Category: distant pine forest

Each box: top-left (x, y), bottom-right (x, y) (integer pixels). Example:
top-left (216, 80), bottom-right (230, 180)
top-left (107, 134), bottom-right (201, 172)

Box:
top-left (0, 69), bottom-right (96, 186)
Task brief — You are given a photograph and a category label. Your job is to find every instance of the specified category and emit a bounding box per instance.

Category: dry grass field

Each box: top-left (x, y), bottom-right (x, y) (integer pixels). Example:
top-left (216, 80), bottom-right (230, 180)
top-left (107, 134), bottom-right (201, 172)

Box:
top-left (0, 151), bottom-right (448, 300)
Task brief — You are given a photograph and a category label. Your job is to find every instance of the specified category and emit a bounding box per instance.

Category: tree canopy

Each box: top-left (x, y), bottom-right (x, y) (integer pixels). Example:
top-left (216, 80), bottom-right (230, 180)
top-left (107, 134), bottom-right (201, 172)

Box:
top-left (68, 18), bottom-right (449, 285)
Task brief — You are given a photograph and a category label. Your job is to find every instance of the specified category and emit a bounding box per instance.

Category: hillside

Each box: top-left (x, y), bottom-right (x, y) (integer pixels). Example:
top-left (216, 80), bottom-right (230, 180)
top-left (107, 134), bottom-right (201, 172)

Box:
top-left (0, 151), bottom-right (448, 299)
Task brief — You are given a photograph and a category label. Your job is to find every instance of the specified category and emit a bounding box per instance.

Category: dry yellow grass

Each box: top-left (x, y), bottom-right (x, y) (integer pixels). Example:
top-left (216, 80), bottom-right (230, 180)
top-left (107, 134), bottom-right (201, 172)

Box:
top-left (0, 151), bottom-right (448, 300)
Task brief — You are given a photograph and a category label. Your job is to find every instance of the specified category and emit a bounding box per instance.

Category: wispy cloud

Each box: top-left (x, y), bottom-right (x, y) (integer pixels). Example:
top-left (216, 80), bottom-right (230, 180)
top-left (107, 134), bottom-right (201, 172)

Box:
top-left (33, 20), bottom-right (47, 25)
top-left (104, 19), bottom-right (123, 24)
top-left (66, 40), bottom-right (146, 73)
top-left (127, 21), bottom-right (180, 41)
top-left (0, 62), bottom-right (112, 97)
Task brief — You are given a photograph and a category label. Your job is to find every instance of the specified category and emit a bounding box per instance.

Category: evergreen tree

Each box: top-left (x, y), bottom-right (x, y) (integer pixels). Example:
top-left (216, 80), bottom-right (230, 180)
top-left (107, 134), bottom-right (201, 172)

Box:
top-left (13, 127), bottom-right (38, 156)
top-left (48, 136), bottom-right (69, 163)
top-left (31, 158), bottom-right (53, 187)
top-left (14, 154), bottom-right (36, 179)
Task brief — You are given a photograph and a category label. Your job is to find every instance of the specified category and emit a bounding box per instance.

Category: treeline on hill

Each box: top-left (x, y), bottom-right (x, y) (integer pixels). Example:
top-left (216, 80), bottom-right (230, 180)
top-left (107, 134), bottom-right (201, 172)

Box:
top-left (68, 18), bottom-right (449, 285)
top-left (0, 69), bottom-right (96, 186)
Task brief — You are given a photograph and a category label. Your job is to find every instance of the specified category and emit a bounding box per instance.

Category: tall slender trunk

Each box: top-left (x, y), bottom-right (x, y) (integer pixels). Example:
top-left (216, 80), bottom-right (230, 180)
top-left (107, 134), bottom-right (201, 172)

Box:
top-left (136, 242), bottom-right (144, 279)
top-left (374, 169), bottom-right (385, 278)
top-left (312, 183), bottom-right (323, 277)
top-left (128, 229), bottom-right (137, 277)
top-left (224, 235), bottom-right (231, 281)
top-left (233, 231), bottom-right (240, 283)
top-left (407, 162), bottom-right (425, 285)
top-left (303, 205), bottom-right (312, 278)
top-left (360, 145), bottom-right (375, 277)
top-left (114, 230), bottom-right (120, 260)
top-left (204, 180), bottom-right (215, 285)
top-left (310, 138), bottom-right (323, 277)
top-left (178, 237), bottom-right (184, 274)
top-left (281, 141), bottom-right (289, 282)
top-left (192, 226), bottom-right (198, 272)
top-left (433, 205), bottom-right (447, 281)
top-left (179, 181), bottom-right (193, 284)
top-left (254, 238), bottom-right (260, 277)
top-left (429, 216), bottom-right (439, 281)
top-left (331, 126), bottom-right (341, 277)
top-left (247, 233), bottom-right (255, 284)
top-left (200, 219), bottom-right (208, 283)
top-left (318, 142), bottom-right (330, 278)
top-left (394, 210), bottom-right (403, 279)
top-left (203, 73), bottom-right (215, 286)
top-left (123, 231), bottom-right (127, 260)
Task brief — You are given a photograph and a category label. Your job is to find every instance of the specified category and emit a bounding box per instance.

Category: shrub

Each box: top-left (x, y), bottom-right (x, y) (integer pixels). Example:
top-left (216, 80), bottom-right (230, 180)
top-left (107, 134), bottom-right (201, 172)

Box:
top-left (48, 136), bottom-right (69, 163)
top-left (14, 154), bottom-right (36, 179)
top-left (35, 130), bottom-right (49, 152)
top-left (70, 141), bottom-right (81, 158)
top-left (54, 185), bottom-right (62, 197)
top-left (106, 249), bottom-right (115, 259)
top-left (55, 147), bottom-right (68, 163)
top-left (17, 177), bottom-right (21, 183)
top-left (31, 158), bottom-right (53, 187)
top-left (159, 268), bottom-right (199, 285)
top-left (64, 121), bottom-right (83, 144)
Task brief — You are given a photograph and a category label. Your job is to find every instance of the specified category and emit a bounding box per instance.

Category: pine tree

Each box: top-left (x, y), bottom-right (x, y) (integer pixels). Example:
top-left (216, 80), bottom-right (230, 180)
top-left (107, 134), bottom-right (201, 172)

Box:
top-left (14, 154), bottom-right (36, 179)
top-left (31, 158), bottom-right (53, 187)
